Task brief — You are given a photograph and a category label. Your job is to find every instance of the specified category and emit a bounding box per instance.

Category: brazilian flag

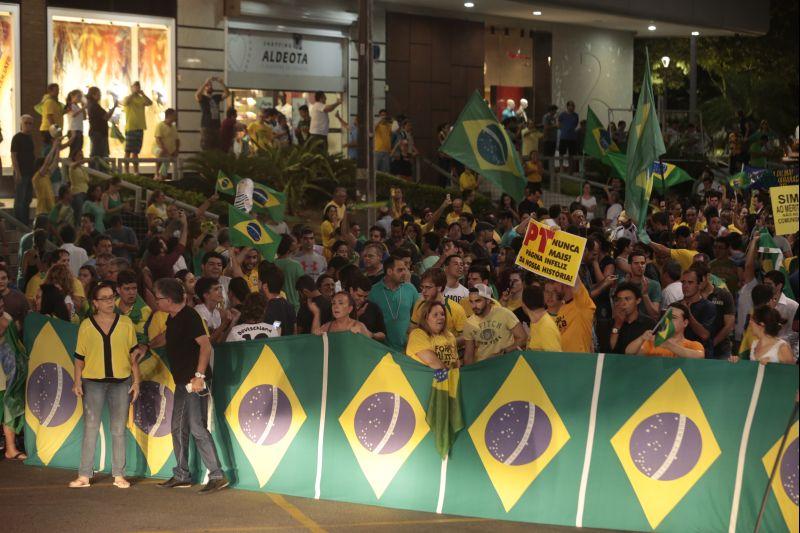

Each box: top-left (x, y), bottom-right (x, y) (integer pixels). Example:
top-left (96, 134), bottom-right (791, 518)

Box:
top-left (607, 152), bottom-right (692, 190)
top-left (584, 106), bottom-right (619, 163)
top-left (440, 91), bottom-right (525, 201)
top-left (216, 171), bottom-right (238, 196)
top-left (426, 368), bottom-right (464, 459)
top-left (252, 181), bottom-right (287, 222)
top-left (653, 309), bottom-right (676, 347)
top-left (228, 205), bottom-right (281, 261)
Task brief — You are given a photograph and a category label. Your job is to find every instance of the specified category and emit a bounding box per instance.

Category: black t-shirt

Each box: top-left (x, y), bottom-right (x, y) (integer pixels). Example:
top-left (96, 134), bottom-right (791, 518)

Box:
top-left (296, 295), bottom-right (331, 334)
top-left (165, 305), bottom-right (211, 385)
top-left (684, 298), bottom-right (717, 358)
top-left (366, 271), bottom-right (384, 287)
top-left (612, 314), bottom-right (656, 354)
top-left (590, 256), bottom-right (615, 321)
top-left (708, 287), bottom-right (735, 359)
top-left (264, 297), bottom-right (297, 336)
top-left (10, 133), bottom-right (35, 177)
top-left (199, 94), bottom-right (224, 128)
top-left (356, 301), bottom-right (386, 338)
top-left (87, 101), bottom-right (108, 137)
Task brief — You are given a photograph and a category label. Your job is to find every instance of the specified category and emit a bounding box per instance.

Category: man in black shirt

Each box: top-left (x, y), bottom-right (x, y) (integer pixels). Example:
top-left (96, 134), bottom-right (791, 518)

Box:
top-left (679, 267), bottom-right (717, 358)
top-left (609, 282), bottom-right (656, 354)
top-left (195, 77), bottom-right (229, 151)
top-left (349, 274), bottom-right (387, 342)
top-left (261, 266), bottom-right (296, 335)
top-left (10, 115), bottom-right (36, 224)
top-left (295, 274), bottom-right (331, 334)
top-left (151, 278), bottom-right (228, 493)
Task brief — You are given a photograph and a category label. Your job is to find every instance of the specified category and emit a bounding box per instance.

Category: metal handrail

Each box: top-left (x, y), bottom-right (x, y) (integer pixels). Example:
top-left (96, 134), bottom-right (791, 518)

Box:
top-left (113, 156), bottom-right (184, 181)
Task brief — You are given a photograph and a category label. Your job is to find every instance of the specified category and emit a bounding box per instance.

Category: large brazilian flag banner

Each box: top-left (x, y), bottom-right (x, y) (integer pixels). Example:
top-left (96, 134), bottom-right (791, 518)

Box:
top-left (24, 315), bottom-right (798, 532)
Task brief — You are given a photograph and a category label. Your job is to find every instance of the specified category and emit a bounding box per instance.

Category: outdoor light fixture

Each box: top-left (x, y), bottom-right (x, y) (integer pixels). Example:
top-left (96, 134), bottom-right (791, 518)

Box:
top-left (464, 2), bottom-right (474, 7)
top-left (691, 31), bottom-right (700, 36)
top-left (661, 56), bottom-right (670, 68)
top-left (647, 25), bottom-right (657, 31)
top-left (533, 11), bottom-right (542, 16)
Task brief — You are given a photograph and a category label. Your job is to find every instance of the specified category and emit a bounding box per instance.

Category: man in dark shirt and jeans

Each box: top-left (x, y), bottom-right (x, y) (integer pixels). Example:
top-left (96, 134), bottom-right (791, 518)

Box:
top-left (10, 115), bottom-right (36, 224)
top-left (679, 268), bottom-right (717, 358)
top-left (196, 77), bottom-right (229, 151)
top-left (609, 282), bottom-right (656, 354)
top-left (151, 278), bottom-right (228, 493)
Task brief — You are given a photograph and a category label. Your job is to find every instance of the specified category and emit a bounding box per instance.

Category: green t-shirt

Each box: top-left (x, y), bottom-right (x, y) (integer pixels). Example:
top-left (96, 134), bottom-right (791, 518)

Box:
top-left (368, 280), bottom-right (419, 349)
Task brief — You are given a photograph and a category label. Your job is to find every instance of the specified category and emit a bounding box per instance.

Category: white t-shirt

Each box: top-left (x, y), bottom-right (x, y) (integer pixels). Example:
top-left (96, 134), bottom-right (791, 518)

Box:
top-left (776, 294), bottom-right (799, 338)
top-left (577, 195), bottom-right (597, 220)
top-left (294, 251), bottom-right (327, 281)
top-left (309, 101), bottom-right (329, 136)
top-left (444, 283), bottom-right (470, 304)
top-left (61, 243), bottom-right (89, 278)
top-left (226, 322), bottom-right (279, 342)
top-left (194, 304), bottom-right (221, 331)
top-left (68, 103), bottom-right (85, 132)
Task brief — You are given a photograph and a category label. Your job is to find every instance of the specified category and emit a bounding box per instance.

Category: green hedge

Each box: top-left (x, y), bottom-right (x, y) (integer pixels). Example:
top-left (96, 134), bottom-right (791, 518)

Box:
top-left (115, 173), bottom-right (229, 217)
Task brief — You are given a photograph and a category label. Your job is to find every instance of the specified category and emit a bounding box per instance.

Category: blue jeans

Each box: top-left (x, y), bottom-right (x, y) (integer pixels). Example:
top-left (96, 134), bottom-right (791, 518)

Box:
top-left (375, 151), bottom-right (391, 173)
top-left (79, 378), bottom-right (130, 478)
top-left (171, 385), bottom-right (223, 482)
top-left (13, 175), bottom-right (33, 225)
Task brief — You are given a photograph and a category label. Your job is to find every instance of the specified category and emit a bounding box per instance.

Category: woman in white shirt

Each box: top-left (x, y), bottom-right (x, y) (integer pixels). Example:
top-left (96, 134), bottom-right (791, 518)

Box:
top-left (66, 89), bottom-right (86, 160)
top-left (576, 182), bottom-right (597, 220)
top-left (749, 305), bottom-right (794, 364)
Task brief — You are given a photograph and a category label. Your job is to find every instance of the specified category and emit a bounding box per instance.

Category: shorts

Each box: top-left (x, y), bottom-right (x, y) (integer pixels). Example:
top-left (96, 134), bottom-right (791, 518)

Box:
top-left (125, 129), bottom-right (144, 154)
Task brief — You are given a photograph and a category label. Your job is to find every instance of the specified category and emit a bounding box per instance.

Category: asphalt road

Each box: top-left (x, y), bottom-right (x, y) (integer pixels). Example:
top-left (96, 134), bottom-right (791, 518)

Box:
top-left (0, 459), bottom-right (619, 533)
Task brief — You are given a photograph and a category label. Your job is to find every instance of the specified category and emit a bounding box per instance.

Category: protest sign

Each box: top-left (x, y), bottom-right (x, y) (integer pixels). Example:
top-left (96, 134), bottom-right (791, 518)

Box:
top-left (769, 184), bottom-right (799, 235)
top-left (515, 219), bottom-right (587, 285)
top-left (774, 166), bottom-right (799, 187)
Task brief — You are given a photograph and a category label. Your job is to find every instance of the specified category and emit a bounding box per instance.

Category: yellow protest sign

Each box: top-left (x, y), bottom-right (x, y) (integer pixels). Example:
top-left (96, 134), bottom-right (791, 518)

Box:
top-left (769, 185), bottom-right (799, 235)
top-left (515, 219), bottom-right (586, 285)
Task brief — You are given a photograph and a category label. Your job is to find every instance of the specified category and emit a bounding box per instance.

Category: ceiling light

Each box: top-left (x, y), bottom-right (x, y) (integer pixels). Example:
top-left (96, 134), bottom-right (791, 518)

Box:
top-left (691, 31), bottom-right (700, 36)
top-left (533, 11), bottom-right (542, 16)
top-left (464, 2), bottom-right (474, 7)
top-left (647, 25), bottom-right (657, 31)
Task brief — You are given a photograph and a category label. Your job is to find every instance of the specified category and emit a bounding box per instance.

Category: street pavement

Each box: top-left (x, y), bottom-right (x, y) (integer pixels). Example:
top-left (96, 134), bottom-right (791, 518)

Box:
top-left (0, 459), bottom-right (619, 533)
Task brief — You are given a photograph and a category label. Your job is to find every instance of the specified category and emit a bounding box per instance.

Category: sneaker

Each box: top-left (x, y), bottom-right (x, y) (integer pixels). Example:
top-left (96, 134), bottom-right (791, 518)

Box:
top-left (198, 478), bottom-right (229, 494)
top-left (157, 477), bottom-right (192, 489)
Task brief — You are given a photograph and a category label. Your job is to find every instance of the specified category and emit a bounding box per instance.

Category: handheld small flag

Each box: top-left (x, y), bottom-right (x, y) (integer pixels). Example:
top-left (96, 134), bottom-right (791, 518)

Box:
top-left (425, 368), bottom-right (464, 459)
top-left (251, 181), bottom-right (287, 222)
top-left (653, 308), bottom-right (676, 347)
top-left (228, 205), bottom-right (281, 262)
top-left (584, 106), bottom-right (619, 163)
top-left (758, 229), bottom-right (795, 299)
top-left (440, 91), bottom-right (526, 201)
top-left (624, 51), bottom-right (666, 243)
top-left (727, 169), bottom-right (749, 190)
top-left (216, 171), bottom-right (238, 196)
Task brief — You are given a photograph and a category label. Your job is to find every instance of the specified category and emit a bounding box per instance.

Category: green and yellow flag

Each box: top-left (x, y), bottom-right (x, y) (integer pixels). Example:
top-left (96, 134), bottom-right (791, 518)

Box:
top-left (584, 106), bottom-right (619, 163)
top-left (607, 152), bottom-right (692, 190)
top-left (252, 181), bottom-right (287, 222)
top-left (228, 205), bottom-right (281, 261)
top-left (624, 52), bottom-right (666, 242)
top-left (216, 171), bottom-right (238, 196)
top-left (440, 91), bottom-right (526, 201)
top-left (653, 308), bottom-right (676, 347)
top-left (425, 368), bottom-right (464, 459)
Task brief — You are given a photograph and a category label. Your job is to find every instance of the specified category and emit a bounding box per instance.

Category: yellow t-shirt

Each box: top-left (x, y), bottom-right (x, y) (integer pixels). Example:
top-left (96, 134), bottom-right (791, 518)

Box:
top-left (406, 328), bottom-right (459, 368)
top-left (155, 121), bottom-right (178, 154)
top-left (247, 121), bottom-right (273, 150)
top-left (33, 170), bottom-right (55, 215)
top-left (445, 204), bottom-right (474, 226)
top-left (459, 170), bottom-right (478, 192)
top-left (124, 93), bottom-right (148, 131)
top-left (323, 201), bottom-right (346, 227)
top-left (26, 273), bottom-right (85, 301)
top-left (670, 248), bottom-right (698, 272)
top-left (75, 314), bottom-right (138, 380)
top-left (69, 165), bottom-right (89, 194)
top-left (374, 121), bottom-right (392, 152)
top-left (40, 96), bottom-right (63, 131)
top-left (147, 310), bottom-right (170, 340)
top-left (464, 304), bottom-right (520, 362)
top-left (554, 282), bottom-right (596, 353)
top-left (321, 219), bottom-right (337, 250)
top-left (527, 313), bottom-right (562, 352)
top-left (411, 298), bottom-right (466, 337)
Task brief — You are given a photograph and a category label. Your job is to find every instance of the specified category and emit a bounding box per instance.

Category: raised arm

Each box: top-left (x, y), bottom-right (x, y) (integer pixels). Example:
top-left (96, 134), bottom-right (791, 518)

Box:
top-left (743, 232), bottom-right (759, 283)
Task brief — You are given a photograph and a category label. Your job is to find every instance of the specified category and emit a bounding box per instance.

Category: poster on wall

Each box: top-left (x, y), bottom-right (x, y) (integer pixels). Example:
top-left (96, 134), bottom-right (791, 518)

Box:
top-left (0, 11), bottom-right (16, 163)
top-left (51, 16), bottom-right (172, 159)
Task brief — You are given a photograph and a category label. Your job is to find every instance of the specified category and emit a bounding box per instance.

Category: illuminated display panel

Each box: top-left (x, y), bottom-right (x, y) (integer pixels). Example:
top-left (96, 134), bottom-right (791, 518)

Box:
top-left (0, 5), bottom-right (19, 164)
top-left (49, 9), bottom-right (173, 158)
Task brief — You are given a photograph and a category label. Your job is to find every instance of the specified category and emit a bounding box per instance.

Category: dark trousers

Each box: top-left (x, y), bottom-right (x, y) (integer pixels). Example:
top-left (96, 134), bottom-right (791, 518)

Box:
top-left (310, 134), bottom-right (328, 153)
top-left (13, 175), bottom-right (33, 225)
top-left (171, 384), bottom-right (223, 482)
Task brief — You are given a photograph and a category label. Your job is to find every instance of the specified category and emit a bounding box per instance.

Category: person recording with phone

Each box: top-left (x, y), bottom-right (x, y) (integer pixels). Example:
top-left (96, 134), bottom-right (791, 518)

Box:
top-left (150, 278), bottom-right (228, 494)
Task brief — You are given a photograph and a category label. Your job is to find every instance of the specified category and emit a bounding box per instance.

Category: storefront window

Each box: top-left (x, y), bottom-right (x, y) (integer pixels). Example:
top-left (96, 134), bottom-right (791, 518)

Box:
top-left (231, 89), bottom-right (345, 154)
top-left (0, 5), bottom-right (18, 164)
top-left (49, 11), bottom-right (173, 158)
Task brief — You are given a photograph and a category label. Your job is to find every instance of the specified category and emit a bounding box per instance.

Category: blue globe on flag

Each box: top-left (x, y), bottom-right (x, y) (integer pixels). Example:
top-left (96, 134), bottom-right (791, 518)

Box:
top-left (476, 124), bottom-right (509, 166)
top-left (246, 222), bottom-right (262, 241)
top-left (253, 188), bottom-right (269, 207)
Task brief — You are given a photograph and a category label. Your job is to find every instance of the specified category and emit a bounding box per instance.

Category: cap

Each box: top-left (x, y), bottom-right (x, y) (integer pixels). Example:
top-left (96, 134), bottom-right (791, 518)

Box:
top-left (618, 210), bottom-right (630, 223)
top-left (470, 283), bottom-right (493, 299)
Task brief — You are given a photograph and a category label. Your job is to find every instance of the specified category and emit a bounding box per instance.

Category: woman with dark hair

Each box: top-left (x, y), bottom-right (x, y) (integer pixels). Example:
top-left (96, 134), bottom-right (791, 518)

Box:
top-left (226, 276), bottom-right (250, 310)
top-left (614, 237), bottom-right (632, 278)
top-left (45, 263), bottom-right (84, 322)
top-left (78, 265), bottom-right (99, 302)
top-left (69, 281), bottom-right (144, 488)
top-left (316, 274), bottom-right (336, 300)
top-left (35, 283), bottom-right (70, 322)
top-left (174, 269), bottom-right (198, 306)
top-left (498, 194), bottom-right (519, 222)
top-left (749, 305), bottom-right (794, 364)
top-left (320, 204), bottom-right (339, 252)
top-left (405, 300), bottom-right (458, 369)
top-left (86, 86), bottom-right (117, 165)
top-left (82, 184), bottom-right (106, 232)
top-left (309, 292), bottom-right (371, 337)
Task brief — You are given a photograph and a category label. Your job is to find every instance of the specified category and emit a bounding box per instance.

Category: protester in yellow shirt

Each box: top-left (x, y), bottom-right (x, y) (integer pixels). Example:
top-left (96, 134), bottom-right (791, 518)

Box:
top-left (464, 284), bottom-right (526, 363)
top-left (459, 169), bottom-right (479, 193)
top-left (522, 285), bottom-right (562, 352)
top-left (545, 277), bottom-right (596, 353)
top-left (122, 81), bottom-right (153, 174)
top-left (32, 133), bottom-right (69, 215)
top-left (445, 197), bottom-right (473, 226)
top-left (406, 301), bottom-right (458, 369)
top-left (374, 110), bottom-right (393, 173)
top-left (410, 268), bottom-right (466, 340)
top-left (38, 84), bottom-right (63, 140)
top-left (247, 108), bottom-right (274, 151)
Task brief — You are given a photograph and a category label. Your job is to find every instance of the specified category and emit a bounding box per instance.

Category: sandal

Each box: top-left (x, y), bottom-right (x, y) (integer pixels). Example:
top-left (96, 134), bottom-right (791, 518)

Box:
top-left (113, 477), bottom-right (131, 489)
top-left (4, 451), bottom-right (27, 461)
top-left (69, 478), bottom-right (91, 488)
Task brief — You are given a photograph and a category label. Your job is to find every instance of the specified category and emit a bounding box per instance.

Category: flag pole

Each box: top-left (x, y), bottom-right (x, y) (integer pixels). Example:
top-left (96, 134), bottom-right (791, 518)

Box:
top-left (753, 399), bottom-right (799, 533)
